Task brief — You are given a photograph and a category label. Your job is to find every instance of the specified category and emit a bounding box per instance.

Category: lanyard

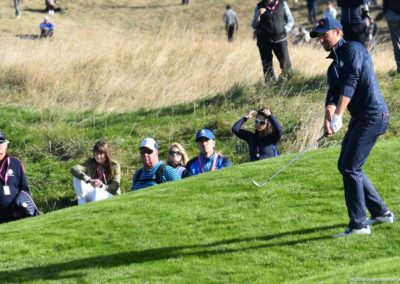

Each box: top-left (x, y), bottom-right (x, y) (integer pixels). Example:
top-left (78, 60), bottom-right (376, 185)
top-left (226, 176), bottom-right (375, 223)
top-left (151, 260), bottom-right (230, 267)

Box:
top-left (197, 154), bottom-right (219, 173)
top-left (0, 157), bottom-right (11, 185)
top-left (265, 0), bottom-right (279, 12)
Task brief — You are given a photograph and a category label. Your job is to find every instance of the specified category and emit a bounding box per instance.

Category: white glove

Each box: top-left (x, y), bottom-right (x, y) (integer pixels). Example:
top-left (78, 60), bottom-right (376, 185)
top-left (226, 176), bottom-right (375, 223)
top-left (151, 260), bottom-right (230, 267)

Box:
top-left (331, 114), bottom-right (343, 133)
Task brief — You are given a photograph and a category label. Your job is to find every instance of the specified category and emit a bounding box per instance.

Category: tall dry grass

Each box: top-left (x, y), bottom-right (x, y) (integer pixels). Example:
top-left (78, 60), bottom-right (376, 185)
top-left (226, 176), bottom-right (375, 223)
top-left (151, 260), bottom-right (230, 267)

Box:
top-left (0, 0), bottom-right (396, 112)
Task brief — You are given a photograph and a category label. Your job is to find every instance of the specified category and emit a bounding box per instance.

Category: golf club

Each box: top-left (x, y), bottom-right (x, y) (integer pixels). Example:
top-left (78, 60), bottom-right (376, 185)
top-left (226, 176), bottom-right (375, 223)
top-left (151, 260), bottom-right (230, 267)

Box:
top-left (251, 134), bottom-right (326, 188)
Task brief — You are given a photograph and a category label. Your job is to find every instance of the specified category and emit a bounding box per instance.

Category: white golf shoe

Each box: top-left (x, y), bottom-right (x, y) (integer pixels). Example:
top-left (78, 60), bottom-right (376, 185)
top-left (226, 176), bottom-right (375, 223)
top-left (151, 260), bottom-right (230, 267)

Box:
top-left (366, 212), bottom-right (396, 226)
top-left (334, 226), bottom-right (371, 238)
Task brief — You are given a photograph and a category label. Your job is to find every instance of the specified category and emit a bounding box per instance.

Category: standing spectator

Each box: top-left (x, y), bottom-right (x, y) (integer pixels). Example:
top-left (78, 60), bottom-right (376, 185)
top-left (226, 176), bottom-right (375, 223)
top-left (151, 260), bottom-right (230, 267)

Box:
top-left (167, 143), bottom-right (189, 178)
top-left (252, 0), bottom-right (295, 81)
top-left (310, 18), bottom-right (396, 237)
top-left (306, 0), bottom-right (317, 24)
top-left (383, 0), bottom-right (400, 73)
top-left (292, 25), bottom-right (311, 45)
top-left (70, 141), bottom-right (121, 205)
top-left (183, 129), bottom-right (232, 177)
top-left (323, 1), bottom-right (337, 20)
top-left (132, 138), bottom-right (180, 190)
top-left (232, 108), bottom-right (282, 162)
top-left (337, 0), bottom-right (370, 45)
top-left (39, 16), bottom-right (54, 39)
top-left (13, 0), bottom-right (20, 18)
top-left (0, 130), bottom-right (40, 223)
top-left (182, 0), bottom-right (189, 5)
top-left (223, 4), bottom-right (239, 42)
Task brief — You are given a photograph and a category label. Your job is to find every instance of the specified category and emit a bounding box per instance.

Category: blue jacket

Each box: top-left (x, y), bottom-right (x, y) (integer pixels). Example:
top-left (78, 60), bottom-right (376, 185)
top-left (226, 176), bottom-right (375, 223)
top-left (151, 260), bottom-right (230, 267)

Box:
top-left (0, 155), bottom-right (30, 211)
top-left (337, 0), bottom-right (368, 24)
top-left (40, 22), bottom-right (54, 31)
top-left (325, 38), bottom-right (388, 118)
top-left (184, 153), bottom-right (232, 178)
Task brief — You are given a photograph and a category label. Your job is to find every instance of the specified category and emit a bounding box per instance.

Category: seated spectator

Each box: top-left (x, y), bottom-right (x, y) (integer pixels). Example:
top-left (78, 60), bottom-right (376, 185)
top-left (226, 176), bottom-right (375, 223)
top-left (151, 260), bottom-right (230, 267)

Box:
top-left (183, 129), bottom-right (232, 177)
top-left (70, 140), bottom-right (121, 205)
top-left (39, 16), bottom-right (54, 39)
top-left (292, 25), bottom-right (311, 46)
top-left (132, 138), bottom-right (180, 190)
top-left (167, 143), bottom-right (189, 178)
top-left (0, 130), bottom-right (40, 223)
top-left (232, 108), bottom-right (282, 162)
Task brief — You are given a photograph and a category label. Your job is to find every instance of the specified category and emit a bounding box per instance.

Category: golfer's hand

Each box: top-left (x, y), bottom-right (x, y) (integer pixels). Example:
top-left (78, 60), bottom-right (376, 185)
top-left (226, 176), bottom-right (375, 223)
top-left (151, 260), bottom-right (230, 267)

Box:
top-left (324, 119), bottom-right (332, 136)
top-left (330, 114), bottom-right (343, 133)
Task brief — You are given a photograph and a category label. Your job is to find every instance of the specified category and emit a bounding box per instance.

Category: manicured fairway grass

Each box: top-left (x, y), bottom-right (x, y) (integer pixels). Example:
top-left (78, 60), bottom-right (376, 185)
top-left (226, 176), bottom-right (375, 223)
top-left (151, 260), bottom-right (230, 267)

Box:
top-left (0, 139), bottom-right (398, 283)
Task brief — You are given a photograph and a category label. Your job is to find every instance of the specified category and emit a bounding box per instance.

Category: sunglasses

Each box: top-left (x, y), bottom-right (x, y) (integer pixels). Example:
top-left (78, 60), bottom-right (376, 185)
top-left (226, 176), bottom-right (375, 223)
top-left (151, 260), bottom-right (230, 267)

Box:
top-left (169, 150), bottom-right (182, 156)
top-left (140, 148), bottom-right (154, 155)
top-left (255, 119), bottom-right (267, 125)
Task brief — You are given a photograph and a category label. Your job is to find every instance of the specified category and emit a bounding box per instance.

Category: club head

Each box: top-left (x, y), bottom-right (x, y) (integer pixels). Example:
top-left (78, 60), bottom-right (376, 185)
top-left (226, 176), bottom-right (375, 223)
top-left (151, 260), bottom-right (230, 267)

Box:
top-left (251, 180), bottom-right (262, 188)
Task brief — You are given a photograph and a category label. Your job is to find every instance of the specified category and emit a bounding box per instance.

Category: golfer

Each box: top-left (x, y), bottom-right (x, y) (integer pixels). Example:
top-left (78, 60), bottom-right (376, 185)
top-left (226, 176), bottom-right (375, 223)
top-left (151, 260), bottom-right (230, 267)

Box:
top-left (310, 18), bottom-right (395, 237)
top-left (232, 108), bottom-right (282, 161)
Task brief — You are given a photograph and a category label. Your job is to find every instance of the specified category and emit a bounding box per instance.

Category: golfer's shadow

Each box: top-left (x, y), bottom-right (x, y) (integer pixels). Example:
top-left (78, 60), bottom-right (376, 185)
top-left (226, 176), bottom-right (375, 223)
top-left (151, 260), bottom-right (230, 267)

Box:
top-left (0, 223), bottom-right (345, 282)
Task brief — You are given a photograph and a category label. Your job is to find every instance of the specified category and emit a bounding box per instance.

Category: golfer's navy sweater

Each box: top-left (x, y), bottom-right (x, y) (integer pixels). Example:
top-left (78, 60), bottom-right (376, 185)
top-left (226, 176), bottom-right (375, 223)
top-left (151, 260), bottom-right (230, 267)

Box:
top-left (326, 38), bottom-right (388, 117)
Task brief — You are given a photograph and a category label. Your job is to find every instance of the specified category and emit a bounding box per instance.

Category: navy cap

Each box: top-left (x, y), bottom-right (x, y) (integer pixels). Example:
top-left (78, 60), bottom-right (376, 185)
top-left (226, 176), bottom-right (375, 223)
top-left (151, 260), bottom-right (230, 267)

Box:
top-left (195, 129), bottom-right (215, 141)
top-left (310, 18), bottom-right (343, 38)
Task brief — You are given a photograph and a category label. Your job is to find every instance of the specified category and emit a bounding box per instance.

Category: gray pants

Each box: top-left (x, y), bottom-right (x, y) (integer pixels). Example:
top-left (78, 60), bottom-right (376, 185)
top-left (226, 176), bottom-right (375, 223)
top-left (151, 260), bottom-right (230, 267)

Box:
top-left (13, 0), bottom-right (20, 17)
top-left (388, 20), bottom-right (400, 73)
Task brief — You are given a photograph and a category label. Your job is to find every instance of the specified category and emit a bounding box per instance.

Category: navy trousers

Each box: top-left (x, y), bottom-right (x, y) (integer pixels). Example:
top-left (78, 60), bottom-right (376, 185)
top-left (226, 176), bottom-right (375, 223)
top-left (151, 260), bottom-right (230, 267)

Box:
top-left (338, 113), bottom-right (390, 229)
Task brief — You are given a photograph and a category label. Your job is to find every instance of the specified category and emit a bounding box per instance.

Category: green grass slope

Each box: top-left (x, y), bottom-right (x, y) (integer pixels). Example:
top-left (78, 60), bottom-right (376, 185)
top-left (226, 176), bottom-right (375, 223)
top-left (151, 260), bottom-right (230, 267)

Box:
top-left (0, 139), bottom-right (398, 283)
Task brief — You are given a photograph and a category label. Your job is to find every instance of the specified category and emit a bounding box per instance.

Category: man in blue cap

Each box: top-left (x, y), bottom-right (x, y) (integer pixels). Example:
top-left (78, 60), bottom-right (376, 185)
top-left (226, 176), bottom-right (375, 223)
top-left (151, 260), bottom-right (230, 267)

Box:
top-left (311, 18), bottom-right (396, 237)
top-left (183, 129), bottom-right (232, 178)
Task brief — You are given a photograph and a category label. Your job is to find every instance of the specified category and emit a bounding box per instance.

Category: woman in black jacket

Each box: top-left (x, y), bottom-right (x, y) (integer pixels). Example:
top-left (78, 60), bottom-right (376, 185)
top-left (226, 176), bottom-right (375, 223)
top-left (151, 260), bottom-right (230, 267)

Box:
top-left (232, 108), bottom-right (282, 162)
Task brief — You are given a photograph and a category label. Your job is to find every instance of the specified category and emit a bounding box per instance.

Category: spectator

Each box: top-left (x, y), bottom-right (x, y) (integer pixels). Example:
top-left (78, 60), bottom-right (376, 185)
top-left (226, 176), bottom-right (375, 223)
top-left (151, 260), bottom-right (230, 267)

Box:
top-left (0, 130), bottom-right (40, 223)
top-left (182, 0), bottom-right (189, 5)
top-left (365, 16), bottom-right (378, 51)
top-left (232, 108), bottom-right (282, 162)
top-left (183, 129), bottom-right (232, 177)
top-left (223, 4), bottom-right (239, 42)
top-left (70, 140), bottom-right (121, 205)
top-left (167, 143), bottom-right (189, 178)
top-left (132, 138), bottom-right (180, 190)
top-left (310, 17), bottom-right (395, 237)
top-left (323, 1), bottom-right (337, 20)
top-left (337, 0), bottom-right (370, 45)
top-left (383, 0), bottom-right (400, 73)
top-left (40, 16), bottom-right (54, 39)
top-left (13, 0), bottom-right (20, 18)
top-left (292, 25), bottom-right (311, 45)
top-left (252, 0), bottom-right (295, 81)
top-left (307, 0), bottom-right (317, 24)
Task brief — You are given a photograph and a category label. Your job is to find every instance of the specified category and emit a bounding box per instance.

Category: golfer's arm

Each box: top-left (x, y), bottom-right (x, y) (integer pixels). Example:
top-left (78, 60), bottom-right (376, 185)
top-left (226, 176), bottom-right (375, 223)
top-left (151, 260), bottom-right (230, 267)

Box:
top-left (334, 95), bottom-right (351, 117)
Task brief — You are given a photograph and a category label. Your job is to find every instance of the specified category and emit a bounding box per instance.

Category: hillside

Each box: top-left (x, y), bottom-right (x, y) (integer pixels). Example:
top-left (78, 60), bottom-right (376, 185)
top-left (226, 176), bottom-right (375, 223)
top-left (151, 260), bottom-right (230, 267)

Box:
top-left (0, 139), bottom-right (399, 283)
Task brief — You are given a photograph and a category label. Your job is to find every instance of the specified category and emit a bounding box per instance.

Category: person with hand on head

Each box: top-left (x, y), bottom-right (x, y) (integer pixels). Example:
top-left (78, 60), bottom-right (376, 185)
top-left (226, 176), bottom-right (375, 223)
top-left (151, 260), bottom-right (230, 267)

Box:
top-left (310, 17), bottom-right (395, 237)
top-left (183, 129), bottom-right (232, 178)
top-left (232, 108), bottom-right (282, 162)
top-left (0, 130), bottom-right (40, 223)
top-left (70, 140), bottom-right (121, 205)
top-left (132, 138), bottom-right (180, 191)
top-left (167, 143), bottom-right (189, 178)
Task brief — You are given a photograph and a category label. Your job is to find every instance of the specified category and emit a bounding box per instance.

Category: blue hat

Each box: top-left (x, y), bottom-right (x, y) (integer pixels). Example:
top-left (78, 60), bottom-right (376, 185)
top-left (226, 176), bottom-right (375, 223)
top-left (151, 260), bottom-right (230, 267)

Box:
top-left (195, 129), bottom-right (215, 141)
top-left (310, 18), bottom-right (342, 38)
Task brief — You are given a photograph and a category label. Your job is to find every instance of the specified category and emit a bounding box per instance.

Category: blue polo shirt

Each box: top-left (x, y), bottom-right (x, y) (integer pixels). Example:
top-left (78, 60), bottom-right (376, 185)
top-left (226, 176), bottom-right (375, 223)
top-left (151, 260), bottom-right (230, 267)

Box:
top-left (131, 161), bottom-right (180, 191)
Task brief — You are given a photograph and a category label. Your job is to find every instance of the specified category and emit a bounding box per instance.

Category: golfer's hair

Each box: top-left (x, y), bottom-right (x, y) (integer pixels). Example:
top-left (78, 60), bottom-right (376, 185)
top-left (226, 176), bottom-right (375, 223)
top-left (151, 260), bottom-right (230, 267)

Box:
top-left (167, 142), bottom-right (190, 167)
top-left (256, 107), bottom-right (274, 137)
top-left (93, 140), bottom-right (115, 179)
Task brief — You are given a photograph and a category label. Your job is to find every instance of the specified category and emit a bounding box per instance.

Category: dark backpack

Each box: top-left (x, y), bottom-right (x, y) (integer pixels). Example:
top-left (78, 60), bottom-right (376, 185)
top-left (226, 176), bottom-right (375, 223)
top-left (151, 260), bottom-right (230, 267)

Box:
top-left (134, 164), bottom-right (166, 185)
